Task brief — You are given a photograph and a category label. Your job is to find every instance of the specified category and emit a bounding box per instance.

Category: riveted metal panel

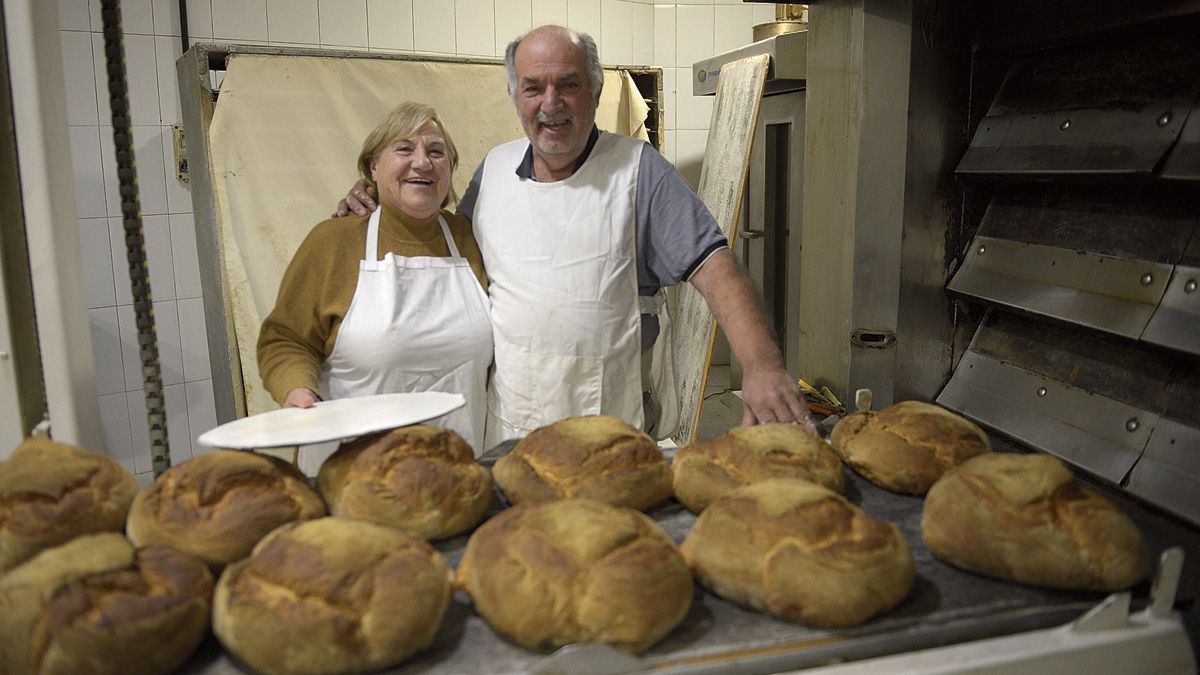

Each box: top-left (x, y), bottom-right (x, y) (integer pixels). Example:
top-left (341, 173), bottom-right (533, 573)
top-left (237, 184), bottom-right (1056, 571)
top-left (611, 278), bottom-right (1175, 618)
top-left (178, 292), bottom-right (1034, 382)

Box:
top-left (948, 236), bottom-right (1170, 339)
top-left (975, 185), bottom-right (1198, 264)
top-left (957, 31), bottom-right (1200, 177)
top-left (1161, 101), bottom-right (1200, 181)
top-left (1143, 264), bottom-right (1200, 357)
top-left (938, 349), bottom-right (1152, 484)
top-left (1126, 419), bottom-right (1200, 527)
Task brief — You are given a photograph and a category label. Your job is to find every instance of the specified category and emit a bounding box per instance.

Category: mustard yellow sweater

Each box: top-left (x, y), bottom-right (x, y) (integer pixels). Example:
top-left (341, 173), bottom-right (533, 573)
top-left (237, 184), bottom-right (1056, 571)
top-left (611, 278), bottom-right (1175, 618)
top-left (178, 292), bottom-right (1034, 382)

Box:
top-left (257, 203), bottom-right (487, 404)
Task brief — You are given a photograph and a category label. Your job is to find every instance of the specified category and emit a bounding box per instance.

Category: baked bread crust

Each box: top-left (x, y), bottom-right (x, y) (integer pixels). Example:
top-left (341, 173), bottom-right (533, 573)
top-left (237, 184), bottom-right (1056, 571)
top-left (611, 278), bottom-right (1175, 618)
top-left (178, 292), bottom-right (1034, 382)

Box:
top-left (0, 532), bottom-right (213, 675)
top-left (0, 437), bottom-right (138, 574)
top-left (493, 416), bottom-right (671, 511)
top-left (680, 478), bottom-right (914, 628)
top-left (922, 452), bottom-right (1148, 591)
top-left (830, 401), bottom-right (990, 494)
top-left (317, 425), bottom-right (492, 540)
top-left (213, 517), bottom-right (451, 674)
top-left (126, 450), bottom-right (325, 568)
top-left (457, 498), bottom-right (693, 653)
top-left (672, 424), bottom-right (844, 513)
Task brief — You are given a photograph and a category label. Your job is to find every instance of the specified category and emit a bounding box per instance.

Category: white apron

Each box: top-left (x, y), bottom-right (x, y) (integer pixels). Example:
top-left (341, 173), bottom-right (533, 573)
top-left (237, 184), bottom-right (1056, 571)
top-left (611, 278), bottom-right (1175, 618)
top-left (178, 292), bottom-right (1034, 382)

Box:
top-left (319, 207), bottom-right (492, 453)
top-left (474, 133), bottom-right (644, 446)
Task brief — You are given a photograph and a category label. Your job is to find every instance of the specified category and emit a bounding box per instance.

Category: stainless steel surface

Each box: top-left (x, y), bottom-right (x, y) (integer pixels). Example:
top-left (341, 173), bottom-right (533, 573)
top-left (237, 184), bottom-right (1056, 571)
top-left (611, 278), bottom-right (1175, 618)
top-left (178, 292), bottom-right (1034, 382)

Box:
top-left (692, 30), bottom-right (806, 97)
top-left (1161, 98), bottom-right (1200, 180)
top-left (957, 107), bottom-right (1186, 177)
top-left (1142, 264), bottom-right (1200, 356)
top-left (956, 30), bottom-right (1200, 177)
top-left (937, 349), bottom-right (1151, 485)
top-left (752, 21), bottom-right (806, 42)
top-left (947, 235), bottom-right (1170, 340)
top-left (743, 91), bottom-right (805, 379)
top-left (938, 3), bottom-right (1200, 546)
top-left (1125, 419), bottom-right (1200, 526)
top-left (797, 0), bottom-right (912, 408)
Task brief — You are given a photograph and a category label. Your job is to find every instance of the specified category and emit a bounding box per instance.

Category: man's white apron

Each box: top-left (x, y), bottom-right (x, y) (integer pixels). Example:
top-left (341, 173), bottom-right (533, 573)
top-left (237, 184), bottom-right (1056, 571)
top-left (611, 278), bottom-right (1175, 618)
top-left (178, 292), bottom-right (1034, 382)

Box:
top-left (475, 132), bottom-right (644, 446)
top-left (320, 206), bottom-right (492, 453)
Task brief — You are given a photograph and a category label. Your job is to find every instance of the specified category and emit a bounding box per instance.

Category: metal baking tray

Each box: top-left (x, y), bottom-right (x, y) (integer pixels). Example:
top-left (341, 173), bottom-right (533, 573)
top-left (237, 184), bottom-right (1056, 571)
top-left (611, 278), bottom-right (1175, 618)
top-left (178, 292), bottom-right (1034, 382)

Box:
top-left (180, 435), bottom-right (1200, 674)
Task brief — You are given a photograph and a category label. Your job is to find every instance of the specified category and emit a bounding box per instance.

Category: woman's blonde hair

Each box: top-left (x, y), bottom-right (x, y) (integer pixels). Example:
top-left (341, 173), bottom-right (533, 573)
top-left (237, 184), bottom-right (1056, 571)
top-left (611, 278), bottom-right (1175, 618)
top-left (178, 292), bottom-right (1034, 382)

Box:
top-left (357, 102), bottom-right (460, 206)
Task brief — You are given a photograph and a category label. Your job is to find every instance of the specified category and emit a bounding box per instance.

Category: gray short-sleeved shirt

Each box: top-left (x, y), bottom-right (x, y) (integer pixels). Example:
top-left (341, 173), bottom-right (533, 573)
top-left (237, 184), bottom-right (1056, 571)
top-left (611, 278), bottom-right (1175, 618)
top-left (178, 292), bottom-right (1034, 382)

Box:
top-left (457, 127), bottom-right (728, 299)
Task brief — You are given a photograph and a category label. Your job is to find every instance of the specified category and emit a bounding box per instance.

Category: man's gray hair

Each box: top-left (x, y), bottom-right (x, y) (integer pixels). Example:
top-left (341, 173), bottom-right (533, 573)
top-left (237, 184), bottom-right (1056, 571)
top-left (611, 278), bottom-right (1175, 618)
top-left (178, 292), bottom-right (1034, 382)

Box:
top-left (504, 26), bottom-right (604, 104)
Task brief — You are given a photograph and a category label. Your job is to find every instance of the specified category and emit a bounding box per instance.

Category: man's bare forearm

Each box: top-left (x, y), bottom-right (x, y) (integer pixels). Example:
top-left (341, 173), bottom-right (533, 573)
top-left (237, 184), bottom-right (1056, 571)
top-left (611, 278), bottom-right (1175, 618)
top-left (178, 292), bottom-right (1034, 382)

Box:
top-left (689, 248), bottom-right (813, 429)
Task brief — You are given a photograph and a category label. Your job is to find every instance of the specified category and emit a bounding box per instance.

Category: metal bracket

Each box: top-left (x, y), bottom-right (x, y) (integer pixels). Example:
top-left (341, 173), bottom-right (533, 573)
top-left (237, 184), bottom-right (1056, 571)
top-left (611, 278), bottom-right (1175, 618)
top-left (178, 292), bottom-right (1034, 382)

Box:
top-left (1073, 592), bottom-right (1132, 632)
top-left (1148, 547), bottom-right (1185, 619)
top-left (850, 330), bottom-right (897, 349)
top-left (172, 123), bottom-right (188, 182)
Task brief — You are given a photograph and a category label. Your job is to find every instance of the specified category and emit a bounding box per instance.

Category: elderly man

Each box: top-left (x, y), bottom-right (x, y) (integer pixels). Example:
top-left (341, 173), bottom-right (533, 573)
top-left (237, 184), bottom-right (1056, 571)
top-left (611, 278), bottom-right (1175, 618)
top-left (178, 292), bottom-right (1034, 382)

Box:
top-left (340, 25), bottom-right (812, 446)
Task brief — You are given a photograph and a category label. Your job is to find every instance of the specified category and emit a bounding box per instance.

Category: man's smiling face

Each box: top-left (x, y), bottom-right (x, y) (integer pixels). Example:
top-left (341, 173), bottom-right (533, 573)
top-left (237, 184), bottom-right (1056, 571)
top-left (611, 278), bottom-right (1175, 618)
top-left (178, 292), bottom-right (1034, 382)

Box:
top-left (513, 28), bottom-right (598, 180)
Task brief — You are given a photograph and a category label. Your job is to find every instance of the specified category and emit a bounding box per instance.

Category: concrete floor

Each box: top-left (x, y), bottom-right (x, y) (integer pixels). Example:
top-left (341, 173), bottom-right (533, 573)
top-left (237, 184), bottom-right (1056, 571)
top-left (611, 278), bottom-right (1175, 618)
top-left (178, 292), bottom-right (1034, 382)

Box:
top-left (695, 365), bottom-right (744, 441)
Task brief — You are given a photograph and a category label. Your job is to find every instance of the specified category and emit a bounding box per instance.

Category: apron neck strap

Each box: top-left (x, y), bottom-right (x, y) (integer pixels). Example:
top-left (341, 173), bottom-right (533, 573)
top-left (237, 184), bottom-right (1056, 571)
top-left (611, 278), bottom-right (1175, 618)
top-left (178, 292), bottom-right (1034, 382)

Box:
top-left (364, 206), bottom-right (383, 270)
top-left (436, 216), bottom-right (461, 258)
top-left (364, 208), bottom-right (460, 265)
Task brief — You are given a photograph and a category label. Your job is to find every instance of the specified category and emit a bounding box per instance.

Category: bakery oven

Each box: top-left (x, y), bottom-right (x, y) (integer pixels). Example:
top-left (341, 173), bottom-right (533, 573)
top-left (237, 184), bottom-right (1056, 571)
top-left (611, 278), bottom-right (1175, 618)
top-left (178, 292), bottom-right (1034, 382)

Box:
top-left (668, 0), bottom-right (1200, 672)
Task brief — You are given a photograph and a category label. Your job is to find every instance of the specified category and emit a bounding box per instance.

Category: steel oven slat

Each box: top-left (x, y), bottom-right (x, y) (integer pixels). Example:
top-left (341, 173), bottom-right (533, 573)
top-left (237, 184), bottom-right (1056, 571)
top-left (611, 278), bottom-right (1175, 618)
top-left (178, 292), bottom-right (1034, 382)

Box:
top-left (1142, 264), bottom-right (1200, 356)
top-left (948, 235), bottom-right (1169, 341)
top-left (937, 350), bottom-right (1151, 484)
top-left (1125, 419), bottom-right (1200, 526)
top-left (956, 29), bottom-right (1200, 178)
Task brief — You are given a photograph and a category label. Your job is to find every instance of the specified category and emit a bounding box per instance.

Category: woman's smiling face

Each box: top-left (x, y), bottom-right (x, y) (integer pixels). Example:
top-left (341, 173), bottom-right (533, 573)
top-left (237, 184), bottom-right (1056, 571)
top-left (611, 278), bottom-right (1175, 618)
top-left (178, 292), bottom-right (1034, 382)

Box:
top-left (370, 120), bottom-right (452, 219)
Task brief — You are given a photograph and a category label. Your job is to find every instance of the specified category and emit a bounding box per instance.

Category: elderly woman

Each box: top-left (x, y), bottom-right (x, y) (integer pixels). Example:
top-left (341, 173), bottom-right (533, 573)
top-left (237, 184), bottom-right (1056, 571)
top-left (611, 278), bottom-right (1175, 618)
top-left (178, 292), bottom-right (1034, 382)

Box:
top-left (257, 102), bottom-right (491, 451)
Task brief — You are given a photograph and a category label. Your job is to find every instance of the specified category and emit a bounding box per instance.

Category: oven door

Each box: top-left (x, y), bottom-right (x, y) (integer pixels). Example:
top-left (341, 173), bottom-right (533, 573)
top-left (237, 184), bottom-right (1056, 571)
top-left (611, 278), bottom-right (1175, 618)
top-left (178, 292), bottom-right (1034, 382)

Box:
top-left (730, 89), bottom-right (806, 385)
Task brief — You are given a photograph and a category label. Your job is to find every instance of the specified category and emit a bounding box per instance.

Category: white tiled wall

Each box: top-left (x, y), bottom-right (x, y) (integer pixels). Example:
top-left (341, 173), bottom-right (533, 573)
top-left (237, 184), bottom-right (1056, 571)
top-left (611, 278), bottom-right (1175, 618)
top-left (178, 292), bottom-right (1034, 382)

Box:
top-left (55, 0), bottom-right (766, 478)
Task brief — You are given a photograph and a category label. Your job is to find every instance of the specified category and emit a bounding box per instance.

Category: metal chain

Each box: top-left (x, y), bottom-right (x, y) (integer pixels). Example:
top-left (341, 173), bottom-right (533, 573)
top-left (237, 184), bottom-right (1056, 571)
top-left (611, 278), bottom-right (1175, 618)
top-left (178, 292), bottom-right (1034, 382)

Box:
top-left (100, 0), bottom-right (170, 476)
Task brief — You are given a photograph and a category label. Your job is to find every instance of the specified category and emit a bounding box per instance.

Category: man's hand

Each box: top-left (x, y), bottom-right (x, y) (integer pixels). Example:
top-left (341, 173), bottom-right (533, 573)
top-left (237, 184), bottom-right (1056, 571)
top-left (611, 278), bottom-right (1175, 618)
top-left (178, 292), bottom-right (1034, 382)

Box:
top-left (689, 248), bottom-right (817, 434)
top-left (741, 366), bottom-right (817, 433)
top-left (283, 387), bottom-right (320, 408)
top-left (333, 180), bottom-right (377, 217)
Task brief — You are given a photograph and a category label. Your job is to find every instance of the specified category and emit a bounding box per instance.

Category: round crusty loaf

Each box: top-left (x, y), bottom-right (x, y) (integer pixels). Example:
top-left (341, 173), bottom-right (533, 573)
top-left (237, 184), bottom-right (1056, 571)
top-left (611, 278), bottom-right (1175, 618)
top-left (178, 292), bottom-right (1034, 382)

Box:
top-left (493, 415), bottom-right (671, 511)
top-left (126, 449), bottom-right (325, 568)
top-left (830, 400), bottom-right (990, 494)
top-left (213, 517), bottom-right (450, 674)
top-left (680, 478), bottom-right (914, 628)
top-left (0, 437), bottom-right (138, 574)
top-left (0, 532), bottom-right (213, 675)
top-left (922, 452), bottom-right (1148, 591)
top-left (672, 423), bottom-right (844, 513)
top-left (317, 425), bottom-right (492, 540)
top-left (457, 498), bottom-right (693, 653)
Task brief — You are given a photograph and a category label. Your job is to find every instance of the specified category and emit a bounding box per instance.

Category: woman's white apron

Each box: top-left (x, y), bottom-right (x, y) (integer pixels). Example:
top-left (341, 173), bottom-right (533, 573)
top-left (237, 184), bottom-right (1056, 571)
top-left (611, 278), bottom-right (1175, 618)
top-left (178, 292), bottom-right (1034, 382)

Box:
top-left (320, 206), bottom-right (492, 453)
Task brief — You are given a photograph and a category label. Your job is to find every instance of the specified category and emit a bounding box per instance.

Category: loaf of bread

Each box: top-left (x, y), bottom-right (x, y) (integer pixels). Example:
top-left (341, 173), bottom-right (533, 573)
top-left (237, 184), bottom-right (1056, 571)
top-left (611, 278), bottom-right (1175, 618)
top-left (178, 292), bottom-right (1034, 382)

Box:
top-left (0, 532), bottom-right (213, 675)
top-left (0, 437), bottom-right (138, 574)
top-left (213, 517), bottom-right (451, 674)
top-left (680, 478), bottom-right (914, 628)
top-left (457, 498), bottom-right (693, 653)
top-left (672, 423), bottom-right (844, 513)
top-left (317, 425), bottom-right (492, 540)
top-left (126, 449), bottom-right (325, 568)
top-left (493, 415), bottom-right (672, 511)
top-left (830, 400), bottom-right (990, 494)
top-left (922, 452), bottom-right (1148, 591)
